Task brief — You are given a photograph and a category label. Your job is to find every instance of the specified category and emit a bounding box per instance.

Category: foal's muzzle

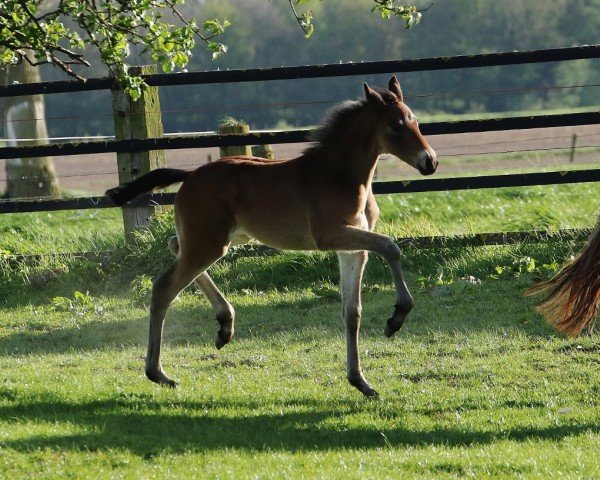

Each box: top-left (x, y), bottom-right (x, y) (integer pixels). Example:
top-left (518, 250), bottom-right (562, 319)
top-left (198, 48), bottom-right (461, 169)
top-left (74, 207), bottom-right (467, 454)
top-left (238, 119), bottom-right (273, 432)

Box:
top-left (418, 151), bottom-right (438, 176)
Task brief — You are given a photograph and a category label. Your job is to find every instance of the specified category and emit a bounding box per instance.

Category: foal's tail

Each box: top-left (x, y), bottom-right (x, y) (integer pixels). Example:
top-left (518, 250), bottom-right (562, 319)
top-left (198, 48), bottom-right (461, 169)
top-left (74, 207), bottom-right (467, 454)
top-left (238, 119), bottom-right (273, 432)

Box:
top-left (526, 216), bottom-right (600, 337)
top-left (105, 168), bottom-right (190, 206)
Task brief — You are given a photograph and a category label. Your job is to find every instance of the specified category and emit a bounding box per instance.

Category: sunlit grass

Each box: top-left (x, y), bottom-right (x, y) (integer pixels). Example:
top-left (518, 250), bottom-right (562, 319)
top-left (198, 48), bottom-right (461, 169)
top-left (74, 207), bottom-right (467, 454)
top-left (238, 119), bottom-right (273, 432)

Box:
top-left (1, 275), bottom-right (599, 478)
top-left (0, 174), bottom-right (599, 478)
top-left (419, 105), bottom-right (600, 123)
top-left (1, 182), bottom-right (599, 257)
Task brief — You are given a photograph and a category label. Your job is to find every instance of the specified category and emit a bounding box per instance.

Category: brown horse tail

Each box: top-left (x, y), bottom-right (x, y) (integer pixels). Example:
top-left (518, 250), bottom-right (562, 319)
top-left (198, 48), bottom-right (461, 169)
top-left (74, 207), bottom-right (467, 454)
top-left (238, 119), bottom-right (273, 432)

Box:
top-left (526, 217), bottom-right (600, 337)
top-left (105, 168), bottom-right (190, 206)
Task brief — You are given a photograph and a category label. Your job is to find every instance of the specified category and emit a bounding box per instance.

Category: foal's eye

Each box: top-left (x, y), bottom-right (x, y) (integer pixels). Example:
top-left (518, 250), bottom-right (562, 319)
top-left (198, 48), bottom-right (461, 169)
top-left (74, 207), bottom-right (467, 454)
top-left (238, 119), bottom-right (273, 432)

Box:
top-left (388, 120), bottom-right (404, 134)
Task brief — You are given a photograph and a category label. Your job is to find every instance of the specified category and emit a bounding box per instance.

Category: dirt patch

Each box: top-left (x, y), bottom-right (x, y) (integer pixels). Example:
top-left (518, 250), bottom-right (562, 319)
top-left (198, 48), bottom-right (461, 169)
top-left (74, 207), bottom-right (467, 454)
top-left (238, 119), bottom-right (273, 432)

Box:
top-left (1, 125), bottom-right (598, 195)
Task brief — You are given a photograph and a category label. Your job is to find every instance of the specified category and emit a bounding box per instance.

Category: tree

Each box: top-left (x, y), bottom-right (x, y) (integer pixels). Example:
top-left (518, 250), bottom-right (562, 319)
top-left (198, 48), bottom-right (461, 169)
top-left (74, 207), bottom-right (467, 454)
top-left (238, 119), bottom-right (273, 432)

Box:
top-left (0, 1), bottom-right (421, 198)
top-left (290, 0), bottom-right (422, 38)
top-left (3, 55), bottom-right (60, 198)
top-left (0, 1), bottom-right (421, 98)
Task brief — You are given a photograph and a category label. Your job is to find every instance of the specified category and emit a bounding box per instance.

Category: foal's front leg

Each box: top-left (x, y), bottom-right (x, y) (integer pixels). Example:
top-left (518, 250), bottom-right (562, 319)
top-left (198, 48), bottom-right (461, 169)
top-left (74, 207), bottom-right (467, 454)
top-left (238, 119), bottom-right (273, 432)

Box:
top-left (338, 251), bottom-right (378, 397)
top-left (317, 226), bottom-right (414, 337)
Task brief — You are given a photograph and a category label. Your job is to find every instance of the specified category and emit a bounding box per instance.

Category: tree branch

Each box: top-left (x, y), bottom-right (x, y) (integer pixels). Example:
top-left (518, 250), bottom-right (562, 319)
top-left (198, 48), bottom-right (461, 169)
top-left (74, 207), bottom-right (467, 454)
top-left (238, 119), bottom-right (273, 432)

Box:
top-left (288, 0), bottom-right (314, 38)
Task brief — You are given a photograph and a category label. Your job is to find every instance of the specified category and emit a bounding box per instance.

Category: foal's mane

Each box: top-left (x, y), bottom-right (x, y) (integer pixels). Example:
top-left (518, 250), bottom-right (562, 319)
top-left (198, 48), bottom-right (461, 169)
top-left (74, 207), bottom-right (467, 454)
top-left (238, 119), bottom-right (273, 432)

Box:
top-left (304, 87), bottom-right (395, 155)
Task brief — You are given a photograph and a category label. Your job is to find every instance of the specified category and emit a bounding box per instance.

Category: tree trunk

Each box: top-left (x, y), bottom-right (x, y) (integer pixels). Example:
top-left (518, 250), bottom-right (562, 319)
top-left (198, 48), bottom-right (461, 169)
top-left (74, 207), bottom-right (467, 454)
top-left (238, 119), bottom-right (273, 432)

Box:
top-left (3, 58), bottom-right (59, 199)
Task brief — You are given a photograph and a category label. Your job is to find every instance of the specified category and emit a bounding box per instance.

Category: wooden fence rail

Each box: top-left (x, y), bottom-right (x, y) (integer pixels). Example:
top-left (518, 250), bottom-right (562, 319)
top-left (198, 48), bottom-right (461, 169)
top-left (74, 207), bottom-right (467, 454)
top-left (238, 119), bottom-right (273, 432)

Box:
top-left (0, 112), bottom-right (597, 160)
top-left (1, 45), bottom-right (598, 98)
top-left (2, 169), bottom-right (599, 214)
top-left (0, 45), bottom-right (598, 247)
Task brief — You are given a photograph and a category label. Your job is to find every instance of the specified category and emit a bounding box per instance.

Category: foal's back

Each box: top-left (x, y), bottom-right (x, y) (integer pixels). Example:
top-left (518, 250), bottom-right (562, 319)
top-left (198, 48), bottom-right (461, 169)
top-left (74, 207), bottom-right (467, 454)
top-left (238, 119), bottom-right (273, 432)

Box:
top-left (175, 155), bottom-right (322, 251)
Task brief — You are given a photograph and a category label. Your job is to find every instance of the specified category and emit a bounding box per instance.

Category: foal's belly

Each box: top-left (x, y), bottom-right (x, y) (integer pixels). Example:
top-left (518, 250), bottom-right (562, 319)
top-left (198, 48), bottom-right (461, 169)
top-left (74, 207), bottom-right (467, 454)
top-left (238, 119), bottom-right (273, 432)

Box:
top-left (229, 222), bottom-right (317, 251)
top-left (225, 159), bottom-right (319, 250)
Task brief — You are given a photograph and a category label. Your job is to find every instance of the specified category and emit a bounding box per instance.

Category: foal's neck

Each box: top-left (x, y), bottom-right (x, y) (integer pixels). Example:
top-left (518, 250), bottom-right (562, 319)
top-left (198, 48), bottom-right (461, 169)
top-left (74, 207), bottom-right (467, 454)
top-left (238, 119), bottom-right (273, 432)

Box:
top-left (322, 113), bottom-right (380, 186)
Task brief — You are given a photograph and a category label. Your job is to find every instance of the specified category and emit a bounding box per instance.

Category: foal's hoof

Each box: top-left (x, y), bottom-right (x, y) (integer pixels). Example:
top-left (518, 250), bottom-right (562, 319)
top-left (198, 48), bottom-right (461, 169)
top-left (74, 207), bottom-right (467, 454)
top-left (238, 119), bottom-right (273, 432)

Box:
top-left (362, 386), bottom-right (381, 399)
top-left (215, 330), bottom-right (233, 350)
top-left (146, 368), bottom-right (178, 388)
top-left (215, 313), bottom-right (234, 350)
top-left (384, 302), bottom-right (412, 338)
top-left (349, 376), bottom-right (380, 398)
top-left (164, 379), bottom-right (178, 389)
top-left (384, 320), bottom-right (400, 338)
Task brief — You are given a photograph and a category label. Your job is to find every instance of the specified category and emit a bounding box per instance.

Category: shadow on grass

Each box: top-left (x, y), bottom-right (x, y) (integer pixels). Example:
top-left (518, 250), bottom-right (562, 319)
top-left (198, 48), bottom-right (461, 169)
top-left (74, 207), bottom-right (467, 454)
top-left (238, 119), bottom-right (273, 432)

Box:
top-left (0, 315), bottom-right (147, 358)
top-left (0, 395), bottom-right (596, 454)
top-left (0, 279), bottom-right (557, 358)
top-left (1, 236), bottom-right (578, 310)
top-left (0, 258), bottom-right (561, 359)
top-left (0, 294), bottom-right (340, 357)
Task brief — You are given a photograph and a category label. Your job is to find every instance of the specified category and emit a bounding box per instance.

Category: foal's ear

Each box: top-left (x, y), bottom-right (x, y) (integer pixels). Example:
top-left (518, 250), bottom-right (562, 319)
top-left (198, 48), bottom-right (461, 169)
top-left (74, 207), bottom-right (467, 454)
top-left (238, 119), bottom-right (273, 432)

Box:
top-left (388, 76), bottom-right (403, 102)
top-left (364, 83), bottom-right (384, 105)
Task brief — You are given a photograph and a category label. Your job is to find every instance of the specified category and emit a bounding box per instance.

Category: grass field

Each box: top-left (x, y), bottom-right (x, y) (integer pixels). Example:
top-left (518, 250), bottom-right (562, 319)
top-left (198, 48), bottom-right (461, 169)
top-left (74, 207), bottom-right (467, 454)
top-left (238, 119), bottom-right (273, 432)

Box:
top-left (1, 181), bottom-right (599, 479)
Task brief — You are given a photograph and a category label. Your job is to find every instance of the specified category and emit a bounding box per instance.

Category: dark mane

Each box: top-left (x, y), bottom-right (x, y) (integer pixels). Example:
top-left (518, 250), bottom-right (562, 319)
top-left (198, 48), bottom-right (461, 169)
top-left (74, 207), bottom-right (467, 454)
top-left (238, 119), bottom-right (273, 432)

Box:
top-left (303, 87), bottom-right (395, 155)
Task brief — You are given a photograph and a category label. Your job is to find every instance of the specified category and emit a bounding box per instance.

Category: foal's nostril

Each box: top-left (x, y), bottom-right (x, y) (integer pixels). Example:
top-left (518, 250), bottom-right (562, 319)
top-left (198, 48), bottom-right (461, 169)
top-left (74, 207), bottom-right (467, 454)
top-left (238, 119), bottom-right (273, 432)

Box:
top-left (429, 152), bottom-right (439, 172)
top-left (418, 152), bottom-right (438, 176)
top-left (416, 150), bottom-right (438, 176)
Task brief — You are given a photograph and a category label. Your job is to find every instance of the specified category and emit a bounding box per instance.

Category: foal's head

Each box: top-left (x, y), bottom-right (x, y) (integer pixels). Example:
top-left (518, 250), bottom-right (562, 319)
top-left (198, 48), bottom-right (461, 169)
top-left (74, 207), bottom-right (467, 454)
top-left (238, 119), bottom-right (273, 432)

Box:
top-left (365, 76), bottom-right (438, 175)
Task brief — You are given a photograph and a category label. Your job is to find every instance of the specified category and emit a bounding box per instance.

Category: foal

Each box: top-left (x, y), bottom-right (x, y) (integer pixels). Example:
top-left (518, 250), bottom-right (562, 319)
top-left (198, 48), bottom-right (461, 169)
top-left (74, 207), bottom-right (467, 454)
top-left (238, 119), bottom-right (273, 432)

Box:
top-left (106, 76), bottom-right (438, 397)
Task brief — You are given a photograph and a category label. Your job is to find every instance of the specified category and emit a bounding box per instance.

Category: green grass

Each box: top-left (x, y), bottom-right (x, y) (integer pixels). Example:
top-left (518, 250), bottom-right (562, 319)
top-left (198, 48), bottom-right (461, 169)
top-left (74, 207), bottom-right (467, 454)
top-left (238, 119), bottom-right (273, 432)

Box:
top-left (2, 182), bottom-right (599, 256)
top-left (419, 105), bottom-right (600, 123)
top-left (1, 270), bottom-right (599, 479)
top-left (376, 182), bottom-right (600, 237)
top-left (0, 208), bottom-right (123, 255)
top-left (0, 182), bottom-right (599, 478)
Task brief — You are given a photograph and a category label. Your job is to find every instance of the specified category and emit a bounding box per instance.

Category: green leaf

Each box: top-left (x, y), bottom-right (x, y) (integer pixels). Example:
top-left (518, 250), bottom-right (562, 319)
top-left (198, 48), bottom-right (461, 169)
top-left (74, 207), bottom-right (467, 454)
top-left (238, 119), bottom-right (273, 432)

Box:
top-left (207, 41), bottom-right (227, 60)
top-left (203, 18), bottom-right (231, 37)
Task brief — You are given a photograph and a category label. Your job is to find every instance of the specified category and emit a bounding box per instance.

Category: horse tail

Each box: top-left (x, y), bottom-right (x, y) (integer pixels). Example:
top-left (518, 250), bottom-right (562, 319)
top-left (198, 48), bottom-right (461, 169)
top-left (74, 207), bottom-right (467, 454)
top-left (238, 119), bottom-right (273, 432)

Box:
top-left (105, 168), bottom-right (191, 206)
top-left (526, 217), bottom-right (600, 337)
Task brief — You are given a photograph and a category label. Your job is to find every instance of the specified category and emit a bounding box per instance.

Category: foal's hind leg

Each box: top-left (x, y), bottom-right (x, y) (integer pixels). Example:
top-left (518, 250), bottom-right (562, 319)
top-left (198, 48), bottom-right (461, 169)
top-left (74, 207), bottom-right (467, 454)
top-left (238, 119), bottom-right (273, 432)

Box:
top-left (169, 236), bottom-right (235, 349)
top-left (146, 258), bottom-right (207, 387)
top-left (194, 272), bottom-right (235, 349)
top-left (338, 251), bottom-right (378, 397)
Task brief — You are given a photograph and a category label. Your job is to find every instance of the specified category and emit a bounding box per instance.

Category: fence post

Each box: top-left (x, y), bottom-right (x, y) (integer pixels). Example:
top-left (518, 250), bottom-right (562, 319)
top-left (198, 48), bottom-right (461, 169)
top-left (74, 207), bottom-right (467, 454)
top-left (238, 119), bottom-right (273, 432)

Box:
top-left (111, 65), bottom-right (167, 242)
top-left (218, 117), bottom-right (252, 157)
top-left (251, 144), bottom-right (274, 159)
top-left (569, 133), bottom-right (578, 163)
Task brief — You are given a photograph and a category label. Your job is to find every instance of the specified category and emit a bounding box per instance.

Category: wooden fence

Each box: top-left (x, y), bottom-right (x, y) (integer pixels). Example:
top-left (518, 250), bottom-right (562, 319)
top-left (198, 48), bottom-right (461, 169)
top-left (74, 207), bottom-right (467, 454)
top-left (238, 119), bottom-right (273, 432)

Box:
top-left (1, 45), bottom-right (599, 245)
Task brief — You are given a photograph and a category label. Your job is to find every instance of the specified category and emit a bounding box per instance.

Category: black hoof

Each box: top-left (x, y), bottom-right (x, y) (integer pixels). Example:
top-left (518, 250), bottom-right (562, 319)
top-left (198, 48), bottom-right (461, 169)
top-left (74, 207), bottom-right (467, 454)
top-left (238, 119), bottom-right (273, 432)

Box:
top-left (146, 368), bottom-right (178, 388)
top-left (362, 387), bottom-right (381, 399)
top-left (349, 375), bottom-right (379, 398)
top-left (384, 321), bottom-right (397, 338)
top-left (384, 302), bottom-right (412, 337)
top-left (215, 329), bottom-right (233, 350)
top-left (215, 313), bottom-right (233, 350)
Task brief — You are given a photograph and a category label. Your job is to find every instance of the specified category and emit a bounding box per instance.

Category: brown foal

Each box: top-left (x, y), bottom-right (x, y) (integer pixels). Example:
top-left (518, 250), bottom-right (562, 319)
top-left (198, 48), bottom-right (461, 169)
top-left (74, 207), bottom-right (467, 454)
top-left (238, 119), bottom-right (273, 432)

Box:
top-left (106, 76), bottom-right (438, 397)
